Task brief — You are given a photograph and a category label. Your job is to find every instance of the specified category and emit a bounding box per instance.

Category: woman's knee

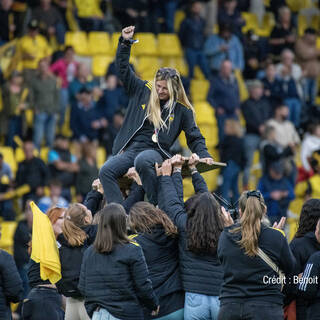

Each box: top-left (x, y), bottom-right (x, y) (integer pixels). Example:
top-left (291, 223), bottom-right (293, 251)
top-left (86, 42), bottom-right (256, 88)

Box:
top-left (99, 161), bottom-right (114, 179)
top-left (134, 151), bottom-right (163, 171)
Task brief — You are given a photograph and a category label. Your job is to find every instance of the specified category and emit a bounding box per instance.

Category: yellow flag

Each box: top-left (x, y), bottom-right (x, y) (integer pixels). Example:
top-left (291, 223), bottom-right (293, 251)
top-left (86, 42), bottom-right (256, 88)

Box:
top-left (30, 201), bottom-right (61, 284)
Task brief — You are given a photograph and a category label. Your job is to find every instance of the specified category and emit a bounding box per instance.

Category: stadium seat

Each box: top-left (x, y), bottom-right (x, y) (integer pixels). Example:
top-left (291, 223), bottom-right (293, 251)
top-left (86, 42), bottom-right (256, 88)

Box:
top-left (158, 34), bottom-right (183, 57)
top-left (0, 147), bottom-right (16, 175)
top-left (194, 101), bottom-right (216, 126)
top-left (65, 31), bottom-right (89, 55)
top-left (131, 33), bottom-right (157, 56)
top-left (161, 57), bottom-right (188, 77)
top-left (0, 221), bottom-right (17, 254)
top-left (88, 32), bottom-right (111, 55)
top-left (97, 147), bottom-right (106, 168)
top-left (256, 12), bottom-right (275, 37)
top-left (287, 0), bottom-right (313, 13)
top-left (110, 32), bottom-right (121, 55)
top-left (298, 14), bottom-right (308, 36)
top-left (199, 124), bottom-right (218, 148)
top-left (136, 57), bottom-right (161, 80)
top-left (234, 69), bottom-right (249, 102)
top-left (190, 79), bottom-right (210, 102)
top-left (202, 170), bottom-right (219, 191)
top-left (25, 109), bottom-right (33, 128)
top-left (242, 12), bottom-right (259, 34)
top-left (183, 178), bottom-right (194, 198)
top-left (174, 10), bottom-right (185, 32)
top-left (92, 55), bottom-right (113, 77)
top-left (40, 147), bottom-right (49, 163)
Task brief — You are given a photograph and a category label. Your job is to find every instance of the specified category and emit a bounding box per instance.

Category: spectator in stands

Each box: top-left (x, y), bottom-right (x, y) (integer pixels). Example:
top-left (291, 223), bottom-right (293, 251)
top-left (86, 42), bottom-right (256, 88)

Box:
top-left (13, 201), bottom-right (32, 298)
top-left (269, 6), bottom-right (296, 57)
top-left (207, 59), bottom-right (240, 142)
top-left (37, 179), bottom-right (68, 213)
top-left (241, 79), bottom-right (272, 188)
top-left (290, 199), bottom-right (320, 320)
top-left (261, 62), bottom-right (283, 108)
top-left (18, 19), bottom-right (52, 82)
top-left (2, 71), bottom-right (28, 148)
top-left (30, 58), bottom-right (60, 150)
top-left (219, 119), bottom-right (246, 202)
top-left (0, 0), bottom-right (15, 44)
top-left (48, 135), bottom-right (79, 201)
top-left (295, 28), bottom-right (320, 106)
top-left (70, 87), bottom-right (108, 144)
top-left (218, 190), bottom-right (295, 320)
top-left (204, 23), bottom-right (244, 74)
top-left (218, 0), bottom-right (245, 40)
top-left (75, 143), bottom-right (99, 203)
top-left (74, 0), bottom-right (105, 32)
top-left (16, 140), bottom-right (49, 204)
top-left (0, 224), bottom-right (23, 320)
top-left (79, 204), bottom-right (159, 319)
top-left (178, 1), bottom-right (210, 79)
top-left (0, 152), bottom-right (15, 220)
top-left (50, 46), bottom-right (79, 129)
top-left (31, 0), bottom-right (66, 45)
top-left (258, 161), bottom-right (295, 224)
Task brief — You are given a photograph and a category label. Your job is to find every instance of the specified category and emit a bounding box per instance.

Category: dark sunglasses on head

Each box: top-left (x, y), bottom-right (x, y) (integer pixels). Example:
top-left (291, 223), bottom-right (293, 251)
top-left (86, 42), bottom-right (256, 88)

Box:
top-left (246, 190), bottom-right (262, 200)
top-left (157, 68), bottom-right (179, 80)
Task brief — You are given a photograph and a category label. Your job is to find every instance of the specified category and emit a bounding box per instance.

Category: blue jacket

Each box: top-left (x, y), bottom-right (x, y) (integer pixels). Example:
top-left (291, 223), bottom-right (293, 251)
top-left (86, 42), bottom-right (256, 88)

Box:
top-left (204, 34), bottom-right (244, 71)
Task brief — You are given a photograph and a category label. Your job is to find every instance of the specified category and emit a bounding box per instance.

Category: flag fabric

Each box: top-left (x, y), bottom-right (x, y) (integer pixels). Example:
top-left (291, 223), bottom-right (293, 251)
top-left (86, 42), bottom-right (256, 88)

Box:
top-left (30, 201), bottom-right (61, 284)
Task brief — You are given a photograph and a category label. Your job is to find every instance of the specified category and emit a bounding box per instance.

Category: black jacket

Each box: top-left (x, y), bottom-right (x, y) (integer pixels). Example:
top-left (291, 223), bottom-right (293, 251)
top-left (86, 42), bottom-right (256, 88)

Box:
top-left (0, 250), bottom-right (23, 319)
top-left (218, 223), bottom-right (296, 304)
top-left (13, 220), bottom-right (31, 269)
top-left (132, 226), bottom-right (183, 318)
top-left (78, 243), bottom-right (158, 320)
top-left (112, 37), bottom-right (210, 159)
top-left (158, 176), bottom-right (223, 296)
top-left (219, 135), bottom-right (246, 169)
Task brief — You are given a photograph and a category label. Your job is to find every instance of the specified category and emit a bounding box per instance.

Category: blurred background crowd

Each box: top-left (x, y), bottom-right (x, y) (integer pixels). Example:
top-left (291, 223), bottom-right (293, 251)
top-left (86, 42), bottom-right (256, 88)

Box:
top-left (0, 0), bottom-right (320, 250)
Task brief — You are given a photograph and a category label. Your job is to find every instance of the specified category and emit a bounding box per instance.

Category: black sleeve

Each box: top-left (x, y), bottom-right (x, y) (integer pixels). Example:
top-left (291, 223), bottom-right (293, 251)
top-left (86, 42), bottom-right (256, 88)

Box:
top-left (130, 245), bottom-right (159, 311)
top-left (123, 183), bottom-right (145, 214)
top-left (15, 163), bottom-right (24, 187)
top-left (13, 222), bottom-right (30, 248)
top-left (0, 251), bottom-right (23, 303)
top-left (84, 190), bottom-right (103, 216)
top-left (171, 171), bottom-right (184, 204)
top-left (182, 108), bottom-right (211, 158)
top-left (192, 171), bottom-right (208, 193)
top-left (263, 144), bottom-right (282, 162)
top-left (39, 159), bottom-right (49, 187)
top-left (116, 37), bottom-right (145, 96)
top-left (78, 250), bottom-right (87, 296)
top-left (278, 235), bottom-right (297, 276)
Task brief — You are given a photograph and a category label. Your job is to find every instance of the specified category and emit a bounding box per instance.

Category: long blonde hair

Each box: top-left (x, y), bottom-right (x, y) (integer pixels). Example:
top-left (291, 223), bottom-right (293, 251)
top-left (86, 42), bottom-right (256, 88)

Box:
top-left (147, 68), bottom-right (195, 129)
top-left (231, 191), bottom-right (267, 257)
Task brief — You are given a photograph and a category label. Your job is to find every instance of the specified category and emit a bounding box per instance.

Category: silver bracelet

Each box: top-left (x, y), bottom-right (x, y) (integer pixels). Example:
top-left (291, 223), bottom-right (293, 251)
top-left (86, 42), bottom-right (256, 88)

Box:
top-left (190, 167), bottom-right (198, 175)
top-left (173, 167), bottom-right (182, 173)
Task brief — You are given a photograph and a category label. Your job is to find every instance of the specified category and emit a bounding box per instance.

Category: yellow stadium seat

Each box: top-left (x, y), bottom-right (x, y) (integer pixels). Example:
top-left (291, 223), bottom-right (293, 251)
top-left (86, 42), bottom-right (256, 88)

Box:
top-left (131, 33), bottom-right (157, 56)
top-left (242, 12), bottom-right (259, 34)
top-left (311, 15), bottom-right (319, 31)
top-left (65, 31), bottom-right (89, 55)
top-left (111, 32), bottom-right (121, 55)
top-left (199, 124), bottom-right (218, 148)
top-left (25, 109), bottom-right (33, 128)
top-left (190, 79), bottom-right (210, 102)
top-left (298, 14), bottom-right (308, 36)
top-left (92, 55), bottom-right (113, 77)
top-left (88, 32), bottom-right (111, 55)
top-left (136, 57), bottom-right (161, 80)
top-left (183, 178), bottom-right (194, 198)
top-left (202, 170), bottom-right (219, 191)
top-left (174, 10), bottom-right (185, 32)
top-left (97, 147), bottom-right (106, 168)
top-left (194, 101), bottom-right (216, 126)
top-left (234, 69), bottom-right (248, 102)
top-left (40, 147), bottom-right (49, 163)
top-left (287, 0), bottom-right (312, 12)
top-left (0, 147), bottom-right (16, 175)
top-left (158, 34), bottom-right (183, 57)
top-left (15, 147), bottom-right (38, 164)
top-left (317, 37), bottom-right (320, 49)
top-left (257, 12), bottom-right (275, 37)
top-left (162, 57), bottom-right (188, 77)
top-left (0, 221), bottom-right (17, 254)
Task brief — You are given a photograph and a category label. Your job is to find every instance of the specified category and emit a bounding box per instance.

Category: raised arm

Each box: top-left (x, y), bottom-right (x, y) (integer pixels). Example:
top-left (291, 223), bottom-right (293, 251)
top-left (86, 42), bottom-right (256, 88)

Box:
top-left (116, 26), bottom-right (145, 95)
top-left (189, 154), bottom-right (208, 193)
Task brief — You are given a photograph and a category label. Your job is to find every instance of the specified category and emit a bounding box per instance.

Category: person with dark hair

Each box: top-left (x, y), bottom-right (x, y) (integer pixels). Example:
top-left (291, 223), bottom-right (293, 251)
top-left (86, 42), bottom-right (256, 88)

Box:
top-left (99, 26), bottom-right (212, 206)
top-left (157, 159), bottom-right (225, 319)
top-left (217, 191), bottom-right (296, 320)
top-left (290, 199), bottom-right (320, 320)
top-left (128, 201), bottom-right (184, 319)
top-left (79, 203), bottom-right (159, 320)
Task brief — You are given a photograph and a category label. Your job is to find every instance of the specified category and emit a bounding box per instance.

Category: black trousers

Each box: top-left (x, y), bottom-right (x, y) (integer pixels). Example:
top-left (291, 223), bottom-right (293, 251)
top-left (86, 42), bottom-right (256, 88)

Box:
top-left (218, 301), bottom-right (283, 320)
top-left (22, 287), bottom-right (64, 320)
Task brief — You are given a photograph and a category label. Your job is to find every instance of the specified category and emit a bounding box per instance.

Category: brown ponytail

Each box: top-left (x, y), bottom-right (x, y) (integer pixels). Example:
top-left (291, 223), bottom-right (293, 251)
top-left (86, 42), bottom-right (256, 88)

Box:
top-left (62, 204), bottom-right (88, 247)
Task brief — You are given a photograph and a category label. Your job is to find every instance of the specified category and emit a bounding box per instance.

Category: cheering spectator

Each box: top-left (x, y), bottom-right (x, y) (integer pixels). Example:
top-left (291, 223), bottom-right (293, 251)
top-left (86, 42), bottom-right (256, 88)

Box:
top-left (295, 28), bottom-right (320, 105)
top-left (258, 161), bottom-right (294, 224)
top-left (50, 46), bottom-right (79, 128)
top-left (207, 59), bottom-right (240, 141)
top-left (2, 71), bottom-right (28, 148)
top-left (30, 58), bottom-right (60, 150)
top-left (16, 140), bottom-right (49, 204)
top-left (204, 23), bottom-right (244, 74)
top-left (269, 6), bottom-right (297, 57)
top-left (31, 0), bottom-right (65, 44)
top-left (48, 135), bottom-right (79, 201)
top-left (219, 119), bottom-right (246, 202)
top-left (241, 79), bottom-right (272, 188)
top-left (178, 1), bottom-right (210, 79)
top-left (218, 0), bottom-right (245, 40)
top-left (0, 0), bottom-right (15, 44)
top-left (37, 179), bottom-right (69, 213)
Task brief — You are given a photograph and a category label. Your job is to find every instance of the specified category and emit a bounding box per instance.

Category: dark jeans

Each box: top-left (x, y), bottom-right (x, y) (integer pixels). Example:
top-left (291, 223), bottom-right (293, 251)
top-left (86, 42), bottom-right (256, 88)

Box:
top-left (78, 18), bottom-right (105, 32)
top-left (22, 287), bottom-right (64, 320)
top-left (99, 143), bottom-right (164, 205)
top-left (6, 115), bottom-right (22, 148)
top-left (185, 48), bottom-right (210, 79)
top-left (218, 301), bottom-right (283, 320)
top-left (18, 264), bottom-right (30, 299)
top-left (221, 160), bottom-right (241, 202)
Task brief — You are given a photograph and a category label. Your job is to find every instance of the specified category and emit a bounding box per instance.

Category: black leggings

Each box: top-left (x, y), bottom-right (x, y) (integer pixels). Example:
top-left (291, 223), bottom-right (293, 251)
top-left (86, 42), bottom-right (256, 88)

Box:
top-left (22, 287), bottom-right (64, 320)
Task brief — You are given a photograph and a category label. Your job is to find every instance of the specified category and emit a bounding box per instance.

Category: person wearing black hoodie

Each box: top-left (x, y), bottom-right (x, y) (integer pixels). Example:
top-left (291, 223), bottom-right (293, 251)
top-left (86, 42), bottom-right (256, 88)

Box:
top-left (157, 158), bottom-right (225, 320)
top-left (128, 201), bottom-right (184, 319)
top-left (217, 190), bottom-right (296, 320)
top-left (289, 199), bottom-right (320, 320)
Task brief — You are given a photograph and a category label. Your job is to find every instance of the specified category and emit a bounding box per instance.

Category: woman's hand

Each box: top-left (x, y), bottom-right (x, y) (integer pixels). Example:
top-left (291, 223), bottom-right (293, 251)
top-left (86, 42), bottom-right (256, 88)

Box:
top-left (221, 206), bottom-right (234, 227)
top-left (171, 154), bottom-right (185, 169)
top-left (122, 26), bottom-right (135, 40)
top-left (125, 167), bottom-right (142, 186)
top-left (161, 160), bottom-right (172, 176)
top-left (201, 157), bottom-right (214, 165)
top-left (151, 306), bottom-right (160, 316)
top-left (188, 153), bottom-right (200, 169)
top-left (92, 179), bottom-right (104, 194)
top-left (272, 217), bottom-right (286, 230)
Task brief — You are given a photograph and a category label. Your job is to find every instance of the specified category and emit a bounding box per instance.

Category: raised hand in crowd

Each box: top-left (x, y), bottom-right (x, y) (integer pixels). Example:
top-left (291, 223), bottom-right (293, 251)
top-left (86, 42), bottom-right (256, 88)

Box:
top-left (221, 206), bottom-right (234, 227)
top-left (92, 178), bottom-right (104, 194)
top-left (122, 25), bottom-right (135, 40)
top-left (171, 154), bottom-right (185, 171)
top-left (272, 216), bottom-right (286, 230)
top-left (125, 167), bottom-right (142, 186)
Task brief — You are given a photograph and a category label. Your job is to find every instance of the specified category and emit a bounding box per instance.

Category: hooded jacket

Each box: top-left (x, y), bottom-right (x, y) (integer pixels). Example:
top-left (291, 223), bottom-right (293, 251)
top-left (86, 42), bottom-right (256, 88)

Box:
top-left (218, 223), bottom-right (296, 304)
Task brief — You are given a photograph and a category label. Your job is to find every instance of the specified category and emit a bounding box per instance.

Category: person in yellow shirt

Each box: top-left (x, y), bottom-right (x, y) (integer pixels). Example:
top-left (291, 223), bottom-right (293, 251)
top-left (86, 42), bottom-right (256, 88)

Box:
top-left (17, 19), bottom-right (52, 82)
